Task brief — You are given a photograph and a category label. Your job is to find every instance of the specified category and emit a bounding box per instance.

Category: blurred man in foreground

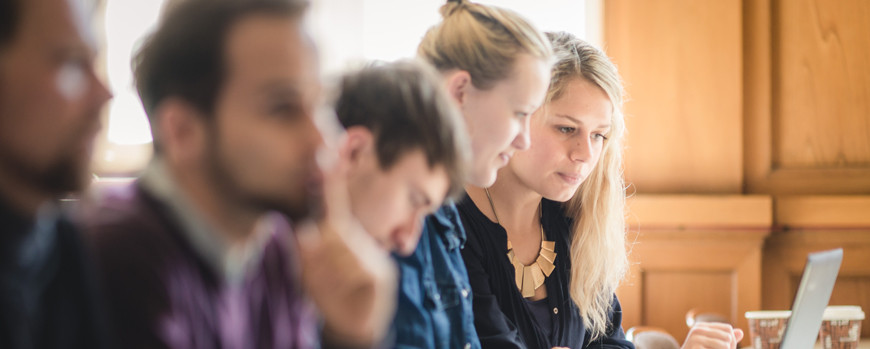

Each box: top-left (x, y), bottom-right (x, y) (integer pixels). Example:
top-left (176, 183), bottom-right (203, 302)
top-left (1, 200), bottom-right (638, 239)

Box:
top-left (0, 0), bottom-right (112, 347)
top-left (84, 0), bottom-right (394, 347)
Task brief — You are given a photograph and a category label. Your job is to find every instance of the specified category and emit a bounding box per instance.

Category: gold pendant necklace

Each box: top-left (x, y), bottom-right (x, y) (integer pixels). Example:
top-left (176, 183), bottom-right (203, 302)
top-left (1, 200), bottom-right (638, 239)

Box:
top-left (484, 187), bottom-right (556, 298)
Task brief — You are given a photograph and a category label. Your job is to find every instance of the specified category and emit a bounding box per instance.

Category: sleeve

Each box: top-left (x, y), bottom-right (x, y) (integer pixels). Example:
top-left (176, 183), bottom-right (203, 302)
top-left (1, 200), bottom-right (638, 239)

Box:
top-left (460, 229), bottom-right (525, 349)
top-left (588, 295), bottom-right (636, 349)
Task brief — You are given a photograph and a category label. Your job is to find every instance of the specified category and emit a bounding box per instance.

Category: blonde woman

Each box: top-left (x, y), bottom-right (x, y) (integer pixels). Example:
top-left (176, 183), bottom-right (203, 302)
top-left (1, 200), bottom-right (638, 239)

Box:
top-left (458, 32), bottom-right (745, 349)
top-left (392, 0), bottom-right (552, 348)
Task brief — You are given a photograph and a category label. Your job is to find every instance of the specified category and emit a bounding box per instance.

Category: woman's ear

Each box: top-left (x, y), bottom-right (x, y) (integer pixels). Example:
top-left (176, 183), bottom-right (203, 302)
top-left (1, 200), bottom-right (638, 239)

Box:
top-left (444, 70), bottom-right (472, 107)
top-left (338, 126), bottom-right (375, 170)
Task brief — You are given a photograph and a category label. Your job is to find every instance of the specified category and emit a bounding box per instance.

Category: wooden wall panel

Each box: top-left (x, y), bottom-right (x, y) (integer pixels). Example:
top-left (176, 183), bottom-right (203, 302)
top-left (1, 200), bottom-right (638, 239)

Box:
top-left (763, 230), bottom-right (870, 338)
top-left (765, 196), bottom-right (870, 338)
top-left (618, 195), bottom-right (772, 346)
top-left (776, 196), bottom-right (870, 228)
top-left (604, 0), bottom-right (743, 193)
top-left (643, 272), bottom-right (734, 343)
top-left (619, 229), bottom-right (766, 347)
top-left (774, 0), bottom-right (870, 169)
top-left (745, 0), bottom-right (870, 194)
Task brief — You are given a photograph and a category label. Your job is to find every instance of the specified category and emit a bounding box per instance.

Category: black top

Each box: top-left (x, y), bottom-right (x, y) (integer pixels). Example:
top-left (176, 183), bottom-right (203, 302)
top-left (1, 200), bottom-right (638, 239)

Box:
top-left (524, 297), bottom-right (553, 338)
top-left (0, 197), bottom-right (110, 349)
top-left (457, 194), bottom-right (634, 349)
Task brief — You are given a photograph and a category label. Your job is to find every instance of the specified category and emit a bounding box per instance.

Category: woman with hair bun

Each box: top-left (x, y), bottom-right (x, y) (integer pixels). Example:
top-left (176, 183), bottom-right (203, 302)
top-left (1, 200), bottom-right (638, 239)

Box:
top-left (457, 32), bottom-right (745, 349)
top-left (458, 31), bottom-right (633, 349)
top-left (392, 1), bottom-right (553, 348)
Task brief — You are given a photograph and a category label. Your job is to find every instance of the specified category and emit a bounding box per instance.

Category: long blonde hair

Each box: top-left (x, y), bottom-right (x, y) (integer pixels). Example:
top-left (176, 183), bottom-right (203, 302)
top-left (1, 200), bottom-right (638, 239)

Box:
top-left (546, 31), bottom-right (628, 341)
top-left (417, 0), bottom-right (552, 90)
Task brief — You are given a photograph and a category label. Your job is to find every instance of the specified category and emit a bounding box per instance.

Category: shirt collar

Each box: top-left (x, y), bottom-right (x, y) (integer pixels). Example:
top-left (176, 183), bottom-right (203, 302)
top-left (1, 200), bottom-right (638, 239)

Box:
top-left (139, 158), bottom-right (275, 284)
top-left (430, 201), bottom-right (466, 250)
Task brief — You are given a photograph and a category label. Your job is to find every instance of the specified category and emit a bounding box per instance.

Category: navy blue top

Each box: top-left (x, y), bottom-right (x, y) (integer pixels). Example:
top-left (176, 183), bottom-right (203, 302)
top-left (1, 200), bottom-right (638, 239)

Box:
top-left (457, 195), bottom-right (634, 349)
top-left (524, 297), bottom-right (553, 338)
top-left (0, 198), bottom-right (110, 349)
top-left (392, 202), bottom-right (481, 349)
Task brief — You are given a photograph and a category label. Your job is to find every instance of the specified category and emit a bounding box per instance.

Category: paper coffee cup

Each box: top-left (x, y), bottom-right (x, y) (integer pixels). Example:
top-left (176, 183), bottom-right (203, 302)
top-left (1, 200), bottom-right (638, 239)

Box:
top-left (819, 306), bottom-right (864, 349)
top-left (745, 311), bottom-right (791, 349)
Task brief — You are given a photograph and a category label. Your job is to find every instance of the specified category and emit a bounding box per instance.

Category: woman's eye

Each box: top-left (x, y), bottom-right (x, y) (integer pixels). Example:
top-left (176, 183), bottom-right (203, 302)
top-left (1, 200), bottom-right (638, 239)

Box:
top-left (557, 126), bottom-right (575, 134)
top-left (515, 112), bottom-right (529, 119)
top-left (593, 133), bottom-right (609, 141)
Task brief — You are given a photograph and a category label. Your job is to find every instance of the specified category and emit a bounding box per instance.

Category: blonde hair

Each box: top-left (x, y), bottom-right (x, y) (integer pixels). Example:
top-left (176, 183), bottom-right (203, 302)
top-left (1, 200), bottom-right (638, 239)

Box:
top-left (546, 31), bottom-right (628, 341)
top-left (417, 0), bottom-right (552, 90)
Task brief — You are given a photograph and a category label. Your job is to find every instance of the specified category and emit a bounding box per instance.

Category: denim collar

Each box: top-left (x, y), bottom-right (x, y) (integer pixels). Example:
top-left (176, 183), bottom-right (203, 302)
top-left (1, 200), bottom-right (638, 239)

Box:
top-left (430, 201), bottom-right (466, 251)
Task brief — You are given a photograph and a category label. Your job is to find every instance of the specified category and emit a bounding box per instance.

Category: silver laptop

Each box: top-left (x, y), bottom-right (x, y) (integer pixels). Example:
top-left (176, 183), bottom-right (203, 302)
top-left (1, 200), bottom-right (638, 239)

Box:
top-left (780, 248), bottom-right (844, 349)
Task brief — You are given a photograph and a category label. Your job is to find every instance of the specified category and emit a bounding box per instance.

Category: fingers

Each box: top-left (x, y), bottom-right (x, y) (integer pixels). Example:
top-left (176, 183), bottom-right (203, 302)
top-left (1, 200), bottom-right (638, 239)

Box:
top-left (733, 328), bottom-right (744, 342)
top-left (690, 323), bottom-right (734, 341)
top-left (296, 209), bottom-right (397, 345)
top-left (317, 146), bottom-right (353, 228)
top-left (313, 106), bottom-right (353, 223)
top-left (683, 323), bottom-right (739, 349)
top-left (731, 328), bottom-right (744, 349)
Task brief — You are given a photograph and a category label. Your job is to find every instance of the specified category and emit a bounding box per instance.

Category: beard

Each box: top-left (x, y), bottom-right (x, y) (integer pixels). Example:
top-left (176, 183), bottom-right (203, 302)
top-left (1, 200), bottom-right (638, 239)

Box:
top-left (40, 153), bottom-right (91, 193)
top-left (202, 126), bottom-right (320, 222)
top-left (0, 139), bottom-right (92, 198)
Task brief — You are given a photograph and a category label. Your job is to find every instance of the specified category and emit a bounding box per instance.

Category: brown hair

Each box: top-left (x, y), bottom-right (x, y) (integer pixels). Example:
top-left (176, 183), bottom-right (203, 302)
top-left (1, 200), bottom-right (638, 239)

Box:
top-left (334, 60), bottom-right (470, 200)
top-left (0, 0), bottom-right (19, 50)
top-left (417, 0), bottom-right (552, 90)
top-left (133, 0), bottom-right (308, 151)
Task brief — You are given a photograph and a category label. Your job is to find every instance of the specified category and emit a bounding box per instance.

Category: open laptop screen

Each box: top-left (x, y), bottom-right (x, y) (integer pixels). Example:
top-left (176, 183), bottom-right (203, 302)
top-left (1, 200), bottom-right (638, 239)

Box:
top-left (780, 248), bottom-right (843, 349)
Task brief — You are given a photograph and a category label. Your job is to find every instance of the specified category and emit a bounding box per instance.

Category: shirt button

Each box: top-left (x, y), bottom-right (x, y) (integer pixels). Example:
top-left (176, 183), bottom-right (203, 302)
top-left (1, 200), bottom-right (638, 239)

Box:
top-left (464, 343), bottom-right (471, 349)
top-left (553, 307), bottom-right (559, 314)
top-left (461, 289), bottom-right (469, 298)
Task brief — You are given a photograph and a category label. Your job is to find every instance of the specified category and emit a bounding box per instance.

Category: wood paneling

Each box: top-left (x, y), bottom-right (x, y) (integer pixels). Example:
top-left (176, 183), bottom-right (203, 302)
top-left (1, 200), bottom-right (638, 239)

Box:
top-left (628, 195), bottom-right (772, 228)
top-left (763, 230), bottom-right (870, 338)
top-left (603, 0), bottom-right (870, 343)
top-left (618, 195), bottom-right (772, 346)
top-left (776, 196), bottom-right (870, 228)
top-left (604, 0), bottom-right (743, 193)
top-left (619, 229), bottom-right (766, 347)
top-left (643, 272), bottom-right (734, 339)
top-left (774, 0), bottom-right (870, 169)
top-left (745, 0), bottom-right (870, 194)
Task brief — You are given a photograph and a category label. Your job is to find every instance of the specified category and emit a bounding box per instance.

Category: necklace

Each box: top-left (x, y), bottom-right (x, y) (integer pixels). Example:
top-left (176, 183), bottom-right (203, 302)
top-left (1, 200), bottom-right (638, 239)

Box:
top-left (484, 187), bottom-right (556, 298)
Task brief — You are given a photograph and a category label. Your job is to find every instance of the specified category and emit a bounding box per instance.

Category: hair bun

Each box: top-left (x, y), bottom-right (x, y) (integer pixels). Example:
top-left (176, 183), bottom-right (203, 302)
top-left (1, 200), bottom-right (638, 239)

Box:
top-left (440, 0), bottom-right (467, 18)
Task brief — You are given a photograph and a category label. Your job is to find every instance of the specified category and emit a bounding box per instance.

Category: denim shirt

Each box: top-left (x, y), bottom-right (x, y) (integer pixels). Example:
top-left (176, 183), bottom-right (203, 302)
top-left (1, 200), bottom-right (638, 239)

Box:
top-left (392, 203), bottom-right (481, 349)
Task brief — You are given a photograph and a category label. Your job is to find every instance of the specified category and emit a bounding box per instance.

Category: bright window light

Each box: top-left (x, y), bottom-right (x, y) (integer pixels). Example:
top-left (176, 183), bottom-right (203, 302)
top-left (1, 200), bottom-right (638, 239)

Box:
top-left (103, 0), bottom-right (166, 145)
top-left (310, 0), bottom-right (592, 76)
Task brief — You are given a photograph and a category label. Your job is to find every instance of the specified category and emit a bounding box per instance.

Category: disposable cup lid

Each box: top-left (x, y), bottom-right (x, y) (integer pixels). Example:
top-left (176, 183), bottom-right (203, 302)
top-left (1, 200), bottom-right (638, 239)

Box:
top-left (745, 311), bottom-right (792, 319)
top-left (823, 306), bottom-right (865, 320)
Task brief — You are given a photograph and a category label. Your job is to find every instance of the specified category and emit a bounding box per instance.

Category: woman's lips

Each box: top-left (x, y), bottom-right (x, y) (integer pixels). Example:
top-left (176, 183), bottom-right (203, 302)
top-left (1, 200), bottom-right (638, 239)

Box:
top-left (558, 172), bottom-right (582, 185)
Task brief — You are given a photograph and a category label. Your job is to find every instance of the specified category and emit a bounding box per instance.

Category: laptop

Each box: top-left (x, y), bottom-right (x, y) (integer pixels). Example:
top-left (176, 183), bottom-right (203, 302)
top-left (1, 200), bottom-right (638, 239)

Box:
top-left (780, 248), bottom-right (844, 349)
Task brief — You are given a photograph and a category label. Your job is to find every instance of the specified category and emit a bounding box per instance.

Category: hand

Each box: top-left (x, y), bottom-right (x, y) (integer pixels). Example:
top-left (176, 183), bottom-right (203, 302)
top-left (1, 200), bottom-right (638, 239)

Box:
top-left (297, 141), bottom-right (397, 346)
top-left (681, 322), bottom-right (744, 349)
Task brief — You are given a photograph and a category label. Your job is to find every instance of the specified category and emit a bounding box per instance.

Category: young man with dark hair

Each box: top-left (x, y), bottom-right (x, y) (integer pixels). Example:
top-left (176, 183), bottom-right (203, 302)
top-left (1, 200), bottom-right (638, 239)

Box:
top-left (83, 0), bottom-right (395, 347)
top-left (332, 60), bottom-right (469, 257)
top-left (0, 0), bottom-right (113, 347)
